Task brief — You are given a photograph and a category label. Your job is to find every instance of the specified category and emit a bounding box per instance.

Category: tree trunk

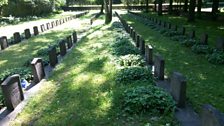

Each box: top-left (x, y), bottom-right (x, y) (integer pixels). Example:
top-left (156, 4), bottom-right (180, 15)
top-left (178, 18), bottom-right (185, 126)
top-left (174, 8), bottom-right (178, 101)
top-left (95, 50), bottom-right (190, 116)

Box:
top-left (188, 0), bottom-right (196, 22)
top-left (154, 0), bottom-right (157, 12)
top-left (197, 0), bottom-right (202, 18)
top-left (158, 0), bottom-right (162, 15)
top-left (169, 0), bottom-right (173, 14)
top-left (109, 0), bottom-right (112, 22)
top-left (184, 0), bottom-right (188, 12)
top-left (146, 0), bottom-right (149, 12)
top-left (104, 0), bottom-right (112, 24)
top-left (212, 0), bottom-right (219, 20)
top-left (100, 2), bottom-right (104, 14)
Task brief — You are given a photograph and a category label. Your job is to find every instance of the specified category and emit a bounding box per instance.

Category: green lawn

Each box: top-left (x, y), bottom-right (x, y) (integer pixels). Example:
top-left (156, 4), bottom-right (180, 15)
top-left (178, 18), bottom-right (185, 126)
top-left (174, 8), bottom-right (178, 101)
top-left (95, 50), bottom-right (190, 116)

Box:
top-left (140, 12), bottom-right (224, 47)
top-left (10, 19), bottom-right (178, 126)
top-left (121, 13), bottom-right (224, 113)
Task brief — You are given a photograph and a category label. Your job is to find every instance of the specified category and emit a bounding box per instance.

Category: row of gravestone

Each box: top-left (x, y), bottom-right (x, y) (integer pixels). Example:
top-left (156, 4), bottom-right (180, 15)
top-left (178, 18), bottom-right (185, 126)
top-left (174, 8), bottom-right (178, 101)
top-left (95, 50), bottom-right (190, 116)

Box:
top-left (0, 11), bottom-right (88, 51)
top-left (115, 11), bottom-right (224, 126)
top-left (0, 31), bottom-right (78, 113)
top-left (128, 11), bottom-right (224, 52)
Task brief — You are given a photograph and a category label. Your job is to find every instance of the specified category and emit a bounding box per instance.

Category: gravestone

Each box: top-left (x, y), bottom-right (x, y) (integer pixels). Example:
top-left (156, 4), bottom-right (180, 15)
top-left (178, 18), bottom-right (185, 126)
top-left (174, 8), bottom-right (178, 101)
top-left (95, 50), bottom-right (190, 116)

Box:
top-left (48, 46), bottom-right (58, 67)
top-left (40, 24), bottom-right (45, 32)
top-left (56, 20), bottom-right (59, 26)
top-left (33, 26), bottom-right (39, 36)
top-left (136, 34), bottom-right (140, 47)
top-left (130, 27), bottom-right (133, 37)
top-left (170, 72), bottom-right (187, 108)
top-left (201, 104), bottom-right (224, 126)
top-left (158, 20), bottom-right (161, 26)
top-left (31, 58), bottom-right (45, 83)
top-left (46, 23), bottom-right (50, 30)
top-left (154, 54), bottom-right (164, 80)
top-left (216, 37), bottom-right (224, 51)
top-left (139, 39), bottom-right (145, 55)
top-left (145, 45), bottom-right (153, 65)
top-left (163, 22), bottom-right (166, 28)
top-left (1, 74), bottom-right (24, 111)
top-left (200, 33), bottom-right (208, 45)
top-left (72, 31), bottom-right (77, 43)
top-left (24, 29), bottom-right (31, 39)
top-left (132, 30), bottom-right (136, 41)
top-left (168, 23), bottom-right (172, 29)
top-left (66, 35), bottom-right (73, 49)
top-left (0, 36), bottom-right (8, 50)
top-left (59, 40), bottom-right (67, 56)
top-left (189, 30), bottom-right (195, 39)
top-left (51, 21), bottom-right (54, 28)
top-left (13, 32), bottom-right (21, 43)
top-left (181, 27), bottom-right (186, 35)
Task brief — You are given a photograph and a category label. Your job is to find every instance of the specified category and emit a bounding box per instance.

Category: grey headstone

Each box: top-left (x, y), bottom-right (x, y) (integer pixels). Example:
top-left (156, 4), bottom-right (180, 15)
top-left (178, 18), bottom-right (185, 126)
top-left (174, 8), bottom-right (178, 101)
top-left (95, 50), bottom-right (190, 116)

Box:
top-left (59, 40), bottom-right (67, 56)
top-left (0, 36), bottom-right (8, 50)
top-left (216, 37), bottom-right (224, 51)
top-left (66, 35), bottom-right (73, 49)
top-left (154, 54), bottom-right (165, 80)
top-left (201, 104), bottom-right (224, 126)
top-left (51, 21), bottom-right (54, 28)
top-left (200, 33), bottom-right (208, 45)
top-left (189, 30), bottom-right (195, 39)
top-left (1, 74), bottom-right (24, 111)
top-left (40, 24), bottom-right (45, 32)
top-left (13, 32), bottom-right (21, 43)
top-left (46, 23), bottom-right (50, 30)
top-left (136, 34), bottom-right (140, 47)
top-left (33, 26), bottom-right (39, 36)
top-left (170, 72), bottom-right (187, 108)
top-left (72, 31), bottom-right (77, 43)
top-left (48, 46), bottom-right (58, 67)
top-left (140, 38), bottom-right (145, 55)
top-left (24, 29), bottom-right (31, 39)
top-left (132, 30), bottom-right (136, 41)
top-left (145, 45), bottom-right (153, 65)
top-left (130, 27), bottom-right (133, 37)
top-left (31, 58), bottom-right (45, 84)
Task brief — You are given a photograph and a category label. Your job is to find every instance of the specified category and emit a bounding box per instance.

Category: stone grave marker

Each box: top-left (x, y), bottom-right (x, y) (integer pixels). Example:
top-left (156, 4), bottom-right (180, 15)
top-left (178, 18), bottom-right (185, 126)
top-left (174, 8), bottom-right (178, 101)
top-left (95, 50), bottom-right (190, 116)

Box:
top-left (140, 38), bottom-right (145, 55)
top-left (0, 36), bottom-right (8, 50)
top-left (1, 74), bottom-right (24, 111)
top-left (59, 40), bottom-right (67, 56)
top-left (33, 26), bottom-right (39, 36)
top-left (72, 31), bottom-right (77, 43)
top-left (200, 33), bottom-right (208, 45)
top-left (48, 46), bottom-right (58, 67)
top-left (51, 21), bottom-right (54, 28)
top-left (31, 58), bottom-right (45, 83)
top-left (189, 30), bottom-right (195, 39)
top-left (168, 23), bottom-right (172, 29)
top-left (136, 34), bottom-right (140, 47)
top-left (24, 29), bottom-right (31, 39)
top-left (40, 24), bottom-right (45, 32)
top-left (170, 72), bottom-right (187, 108)
top-left (201, 104), bottom-right (224, 126)
top-left (216, 37), bottom-right (224, 51)
top-left (46, 23), bottom-right (50, 30)
top-left (145, 45), bottom-right (153, 65)
top-left (154, 54), bottom-right (165, 80)
top-left (132, 30), bottom-right (136, 41)
top-left (13, 32), bottom-right (21, 43)
top-left (66, 35), bottom-right (73, 49)
top-left (181, 27), bottom-right (186, 35)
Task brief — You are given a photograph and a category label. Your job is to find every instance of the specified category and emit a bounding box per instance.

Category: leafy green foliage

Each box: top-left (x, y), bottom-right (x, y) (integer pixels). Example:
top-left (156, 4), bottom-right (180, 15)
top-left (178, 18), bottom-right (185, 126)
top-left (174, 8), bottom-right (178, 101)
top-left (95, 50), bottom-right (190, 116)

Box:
top-left (115, 66), bottom-right (153, 84)
top-left (110, 37), bottom-right (140, 56)
top-left (118, 54), bottom-right (145, 67)
top-left (191, 44), bottom-right (213, 54)
top-left (207, 50), bottom-right (224, 64)
top-left (121, 85), bottom-right (175, 114)
top-left (180, 38), bottom-right (196, 47)
top-left (0, 67), bottom-right (33, 83)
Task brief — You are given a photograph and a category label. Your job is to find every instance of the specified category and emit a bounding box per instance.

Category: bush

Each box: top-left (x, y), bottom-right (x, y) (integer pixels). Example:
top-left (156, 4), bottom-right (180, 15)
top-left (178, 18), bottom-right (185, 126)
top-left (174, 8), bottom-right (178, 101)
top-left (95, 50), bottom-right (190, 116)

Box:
top-left (121, 85), bottom-right (175, 114)
top-left (191, 44), bottom-right (212, 54)
top-left (110, 38), bottom-right (140, 56)
top-left (207, 50), bottom-right (224, 64)
top-left (0, 67), bottom-right (33, 83)
top-left (115, 66), bottom-right (153, 84)
top-left (180, 38), bottom-right (196, 47)
top-left (118, 54), bottom-right (145, 67)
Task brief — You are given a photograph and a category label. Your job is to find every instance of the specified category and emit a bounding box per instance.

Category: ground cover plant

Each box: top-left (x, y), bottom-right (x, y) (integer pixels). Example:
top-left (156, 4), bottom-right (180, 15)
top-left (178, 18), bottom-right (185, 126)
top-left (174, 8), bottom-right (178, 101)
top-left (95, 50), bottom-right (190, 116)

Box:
top-left (121, 13), bottom-right (224, 113)
top-left (10, 17), bottom-right (178, 126)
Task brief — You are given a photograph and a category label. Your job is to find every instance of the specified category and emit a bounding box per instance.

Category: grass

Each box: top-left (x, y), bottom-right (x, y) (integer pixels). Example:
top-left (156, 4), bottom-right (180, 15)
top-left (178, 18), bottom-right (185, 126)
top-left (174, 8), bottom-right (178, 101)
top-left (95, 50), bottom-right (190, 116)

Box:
top-left (140, 11), bottom-right (224, 47)
top-left (121, 13), bottom-right (224, 113)
top-left (10, 19), bottom-right (178, 126)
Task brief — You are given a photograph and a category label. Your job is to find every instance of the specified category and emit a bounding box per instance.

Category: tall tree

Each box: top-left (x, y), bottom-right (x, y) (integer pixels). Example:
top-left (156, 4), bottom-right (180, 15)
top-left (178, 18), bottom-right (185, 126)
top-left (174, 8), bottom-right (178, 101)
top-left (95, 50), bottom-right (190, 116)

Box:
top-left (104, 0), bottom-right (112, 24)
top-left (168, 0), bottom-right (173, 14)
top-left (212, 0), bottom-right (219, 20)
top-left (183, 0), bottom-right (188, 12)
top-left (154, 0), bottom-right (157, 12)
top-left (188, 0), bottom-right (196, 22)
top-left (197, 0), bottom-right (202, 18)
top-left (145, 0), bottom-right (149, 12)
top-left (158, 0), bottom-right (162, 15)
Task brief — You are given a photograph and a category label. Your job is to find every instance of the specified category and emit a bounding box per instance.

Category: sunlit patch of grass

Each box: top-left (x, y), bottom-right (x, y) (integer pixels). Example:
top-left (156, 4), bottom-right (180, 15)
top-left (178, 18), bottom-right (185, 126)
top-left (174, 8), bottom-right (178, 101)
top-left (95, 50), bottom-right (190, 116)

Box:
top-left (122, 14), bottom-right (224, 112)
